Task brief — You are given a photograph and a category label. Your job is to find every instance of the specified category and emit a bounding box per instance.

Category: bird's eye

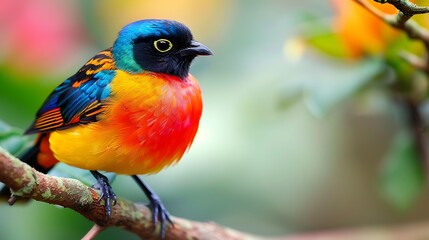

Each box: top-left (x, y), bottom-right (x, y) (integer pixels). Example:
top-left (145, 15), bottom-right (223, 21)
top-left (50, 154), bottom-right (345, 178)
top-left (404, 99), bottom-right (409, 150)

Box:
top-left (153, 39), bottom-right (173, 53)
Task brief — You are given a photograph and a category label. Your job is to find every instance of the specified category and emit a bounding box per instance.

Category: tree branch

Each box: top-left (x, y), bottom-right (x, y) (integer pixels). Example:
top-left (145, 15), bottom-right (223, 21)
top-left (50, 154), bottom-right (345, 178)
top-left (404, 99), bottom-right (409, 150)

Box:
top-left (82, 224), bottom-right (106, 240)
top-left (353, 0), bottom-right (429, 41)
top-left (4, 146), bottom-right (429, 239)
top-left (352, 0), bottom-right (429, 177)
top-left (374, 0), bottom-right (429, 15)
top-left (0, 147), bottom-right (262, 240)
top-left (397, 95), bottom-right (429, 177)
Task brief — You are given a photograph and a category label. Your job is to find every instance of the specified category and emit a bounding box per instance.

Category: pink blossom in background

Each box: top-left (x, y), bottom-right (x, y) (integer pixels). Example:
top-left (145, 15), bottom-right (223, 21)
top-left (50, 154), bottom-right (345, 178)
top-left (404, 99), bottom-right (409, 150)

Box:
top-left (0, 0), bottom-right (86, 75)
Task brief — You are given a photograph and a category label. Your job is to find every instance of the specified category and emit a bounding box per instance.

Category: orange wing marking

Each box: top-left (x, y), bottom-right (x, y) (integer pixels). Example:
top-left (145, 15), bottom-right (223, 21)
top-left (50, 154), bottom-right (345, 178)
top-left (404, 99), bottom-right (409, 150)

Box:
top-left (34, 108), bottom-right (64, 130)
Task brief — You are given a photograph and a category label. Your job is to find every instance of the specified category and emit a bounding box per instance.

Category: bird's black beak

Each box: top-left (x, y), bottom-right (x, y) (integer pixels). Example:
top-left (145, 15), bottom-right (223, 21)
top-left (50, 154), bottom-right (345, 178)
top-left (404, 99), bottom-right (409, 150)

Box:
top-left (180, 40), bottom-right (213, 57)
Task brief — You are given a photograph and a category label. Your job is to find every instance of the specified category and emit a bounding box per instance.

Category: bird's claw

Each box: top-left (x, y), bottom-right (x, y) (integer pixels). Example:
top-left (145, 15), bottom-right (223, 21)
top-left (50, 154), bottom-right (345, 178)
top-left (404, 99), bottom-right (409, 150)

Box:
top-left (131, 175), bottom-right (173, 238)
top-left (91, 173), bottom-right (117, 218)
top-left (147, 195), bottom-right (173, 238)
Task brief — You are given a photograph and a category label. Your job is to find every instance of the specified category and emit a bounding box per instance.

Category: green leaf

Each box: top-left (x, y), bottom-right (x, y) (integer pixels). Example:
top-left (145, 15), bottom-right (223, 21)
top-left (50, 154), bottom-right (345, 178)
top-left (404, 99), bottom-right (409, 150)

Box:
top-left (297, 12), bottom-right (350, 58)
top-left (306, 32), bottom-right (350, 58)
top-left (0, 119), bottom-right (27, 155)
top-left (0, 119), bottom-right (27, 190)
top-left (380, 131), bottom-right (425, 211)
top-left (300, 14), bottom-right (350, 58)
top-left (49, 164), bottom-right (116, 186)
top-left (0, 120), bottom-right (12, 131)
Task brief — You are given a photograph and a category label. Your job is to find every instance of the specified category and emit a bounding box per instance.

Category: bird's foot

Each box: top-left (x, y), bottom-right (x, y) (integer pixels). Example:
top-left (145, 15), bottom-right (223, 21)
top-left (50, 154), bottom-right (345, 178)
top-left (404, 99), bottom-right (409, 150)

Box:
top-left (91, 171), bottom-right (117, 218)
top-left (132, 175), bottom-right (173, 238)
top-left (147, 194), bottom-right (173, 238)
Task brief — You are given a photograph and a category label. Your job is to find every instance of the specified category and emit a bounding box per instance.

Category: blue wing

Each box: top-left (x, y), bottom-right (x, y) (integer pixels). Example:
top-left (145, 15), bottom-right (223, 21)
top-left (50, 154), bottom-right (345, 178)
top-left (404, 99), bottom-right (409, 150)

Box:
top-left (25, 49), bottom-right (116, 134)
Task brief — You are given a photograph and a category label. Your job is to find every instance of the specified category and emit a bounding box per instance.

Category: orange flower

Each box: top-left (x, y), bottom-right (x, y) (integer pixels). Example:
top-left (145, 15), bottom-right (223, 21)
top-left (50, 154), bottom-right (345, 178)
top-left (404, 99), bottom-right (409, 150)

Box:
top-left (331, 0), bottom-right (403, 58)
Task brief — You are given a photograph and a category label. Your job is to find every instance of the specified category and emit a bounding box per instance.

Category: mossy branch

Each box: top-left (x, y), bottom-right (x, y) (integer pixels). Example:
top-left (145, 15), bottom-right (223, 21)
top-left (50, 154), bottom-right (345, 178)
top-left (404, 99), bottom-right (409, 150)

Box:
top-left (4, 146), bottom-right (429, 239)
top-left (0, 146), bottom-right (262, 240)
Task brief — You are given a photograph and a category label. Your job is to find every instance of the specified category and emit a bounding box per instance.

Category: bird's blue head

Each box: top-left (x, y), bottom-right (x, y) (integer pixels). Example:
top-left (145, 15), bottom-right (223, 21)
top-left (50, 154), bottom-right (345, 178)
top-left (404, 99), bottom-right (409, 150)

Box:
top-left (112, 19), bottom-right (212, 79)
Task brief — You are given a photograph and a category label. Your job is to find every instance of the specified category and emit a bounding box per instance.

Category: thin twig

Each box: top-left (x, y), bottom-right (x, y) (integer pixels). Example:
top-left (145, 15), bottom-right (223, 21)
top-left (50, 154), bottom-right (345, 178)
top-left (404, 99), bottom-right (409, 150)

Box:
top-left (375, 0), bottom-right (429, 15)
top-left (353, 0), bottom-right (429, 74)
top-left (82, 224), bottom-right (106, 240)
top-left (353, 0), bottom-right (429, 41)
top-left (399, 51), bottom-right (427, 70)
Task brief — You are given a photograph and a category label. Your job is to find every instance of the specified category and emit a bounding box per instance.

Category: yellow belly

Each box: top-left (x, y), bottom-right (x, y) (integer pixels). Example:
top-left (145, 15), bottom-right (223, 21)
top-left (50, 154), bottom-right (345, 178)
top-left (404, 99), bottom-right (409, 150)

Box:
top-left (49, 123), bottom-right (145, 174)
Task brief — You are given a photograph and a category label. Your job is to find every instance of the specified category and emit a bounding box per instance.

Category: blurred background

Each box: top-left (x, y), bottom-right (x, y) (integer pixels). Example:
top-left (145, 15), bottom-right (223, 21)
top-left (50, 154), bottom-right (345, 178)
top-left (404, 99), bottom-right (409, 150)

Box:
top-left (2, 0), bottom-right (429, 239)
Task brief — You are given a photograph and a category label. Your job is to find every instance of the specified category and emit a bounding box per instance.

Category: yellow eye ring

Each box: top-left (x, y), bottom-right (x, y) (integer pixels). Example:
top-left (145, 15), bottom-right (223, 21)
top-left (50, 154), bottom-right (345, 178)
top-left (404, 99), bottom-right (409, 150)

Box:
top-left (154, 39), bottom-right (173, 53)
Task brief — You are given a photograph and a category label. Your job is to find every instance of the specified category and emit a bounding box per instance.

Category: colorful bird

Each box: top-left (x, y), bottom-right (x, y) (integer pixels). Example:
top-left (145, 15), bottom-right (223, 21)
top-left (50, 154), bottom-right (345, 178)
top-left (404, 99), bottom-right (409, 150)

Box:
top-left (0, 19), bottom-right (212, 237)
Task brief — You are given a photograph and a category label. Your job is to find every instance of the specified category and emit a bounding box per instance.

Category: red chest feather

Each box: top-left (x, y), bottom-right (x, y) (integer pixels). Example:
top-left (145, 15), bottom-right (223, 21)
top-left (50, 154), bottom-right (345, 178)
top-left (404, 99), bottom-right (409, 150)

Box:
top-left (106, 72), bottom-right (202, 170)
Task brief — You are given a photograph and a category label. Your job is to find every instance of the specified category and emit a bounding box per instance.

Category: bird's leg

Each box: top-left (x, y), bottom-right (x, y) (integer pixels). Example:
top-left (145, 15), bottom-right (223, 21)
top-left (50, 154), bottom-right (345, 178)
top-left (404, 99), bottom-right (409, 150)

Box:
top-left (91, 171), bottom-right (117, 218)
top-left (132, 175), bottom-right (173, 238)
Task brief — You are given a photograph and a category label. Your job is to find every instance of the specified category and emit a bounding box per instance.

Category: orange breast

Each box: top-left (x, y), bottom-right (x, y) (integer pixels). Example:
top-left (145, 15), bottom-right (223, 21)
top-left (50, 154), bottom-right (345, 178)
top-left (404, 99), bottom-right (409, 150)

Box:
top-left (48, 71), bottom-right (202, 175)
